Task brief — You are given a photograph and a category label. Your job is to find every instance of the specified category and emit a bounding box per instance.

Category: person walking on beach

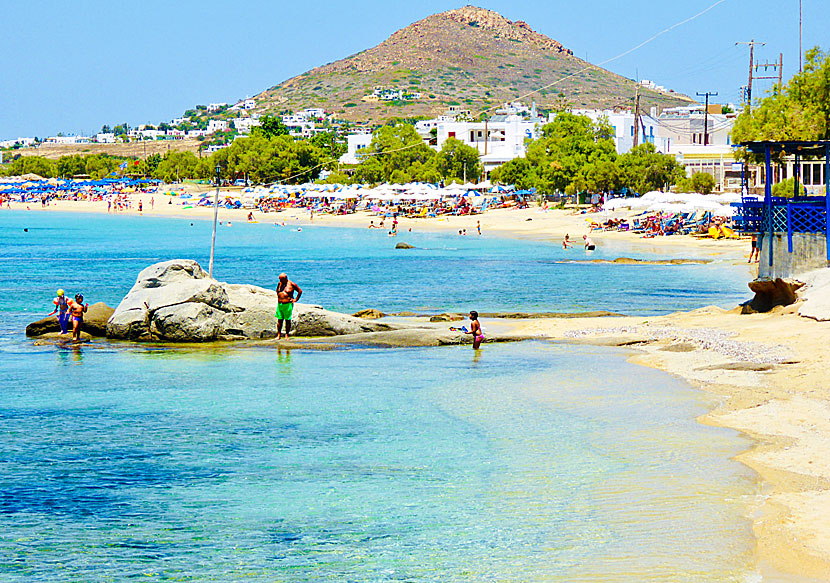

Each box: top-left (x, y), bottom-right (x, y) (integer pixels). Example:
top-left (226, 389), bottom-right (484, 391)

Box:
top-left (749, 234), bottom-right (759, 263)
top-left (48, 289), bottom-right (71, 335)
top-left (476, 220), bottom-right (481, 236)
top-left (67, 293), bottom-right (88, 341)
top-left (275, 273), bottom-right (302, 340)
top-left (583, 235), bottom-right (596, 251)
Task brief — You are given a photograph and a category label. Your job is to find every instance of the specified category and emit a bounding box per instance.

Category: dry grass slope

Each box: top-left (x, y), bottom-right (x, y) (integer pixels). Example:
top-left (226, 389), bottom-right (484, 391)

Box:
top-left (254, 6), bottom-right (693, 122)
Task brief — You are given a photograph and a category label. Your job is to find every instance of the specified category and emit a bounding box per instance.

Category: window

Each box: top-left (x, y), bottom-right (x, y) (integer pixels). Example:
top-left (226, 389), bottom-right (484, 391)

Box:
top-left (448, 131), bottom-right (455, 139)
top-left (630, 126), bottom-right (634, 137)
top-left (814, 163), bottom-right (823, 186)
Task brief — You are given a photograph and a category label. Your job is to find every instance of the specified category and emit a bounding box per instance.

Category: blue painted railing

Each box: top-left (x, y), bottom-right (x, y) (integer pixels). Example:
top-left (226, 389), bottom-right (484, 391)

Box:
top-left (732, 197), bottom-right (827, 238)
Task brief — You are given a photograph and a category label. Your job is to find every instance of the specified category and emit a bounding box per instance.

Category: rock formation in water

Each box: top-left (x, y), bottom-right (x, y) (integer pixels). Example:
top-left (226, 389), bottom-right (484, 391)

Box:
top-left (106, 260), bottom-right (397, 342)
top-left (26, 302), bottom-right (114, 337)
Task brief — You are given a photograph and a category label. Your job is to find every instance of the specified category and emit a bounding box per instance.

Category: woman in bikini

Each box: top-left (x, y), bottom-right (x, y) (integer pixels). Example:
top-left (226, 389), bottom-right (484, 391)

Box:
top-left (466, 311), bottom-right (484, 349)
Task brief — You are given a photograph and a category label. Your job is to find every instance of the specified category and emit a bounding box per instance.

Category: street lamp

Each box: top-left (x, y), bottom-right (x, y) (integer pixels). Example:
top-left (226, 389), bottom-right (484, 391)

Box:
top-left (209, 164), bottom-right (221, 278)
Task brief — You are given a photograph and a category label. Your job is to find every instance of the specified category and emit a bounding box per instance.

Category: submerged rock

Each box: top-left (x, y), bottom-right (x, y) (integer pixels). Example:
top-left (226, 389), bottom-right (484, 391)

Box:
top-left (26, 302), bottom-right (114, 337)
top-left (395, 242), bottom-right (415, 249)
top-left (352, 308), bottom-right (387, 319)
top-left (429, 313), bottom-right (465, 322)
top-left (106, 260), bottom-right (398, 342)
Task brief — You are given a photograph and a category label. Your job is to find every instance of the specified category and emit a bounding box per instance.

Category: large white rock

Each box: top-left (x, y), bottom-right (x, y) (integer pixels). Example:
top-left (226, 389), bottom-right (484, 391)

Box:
top-left (106, 260), bottom-right (397, 342)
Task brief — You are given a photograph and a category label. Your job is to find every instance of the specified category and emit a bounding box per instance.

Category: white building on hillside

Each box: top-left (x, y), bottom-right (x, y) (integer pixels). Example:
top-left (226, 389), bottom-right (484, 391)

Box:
top-left (234, 117), bottom-right (261, 134)
top-left (339, 133), bottom-right (373, 165)
top-left (45, 135), bottom-right (91, 145)
top-left (0, 137), bottom-right (36, 148)
top-left (207, 103), bottom-right (228, 112)
top-left (569, 109), bottom-right (666, 154)
top-left (207, 119), bottom-right (229, 134)
top-left (96, 133), bottom-right (116, 143)
top-left (436, 114), bottom-right (543, 175)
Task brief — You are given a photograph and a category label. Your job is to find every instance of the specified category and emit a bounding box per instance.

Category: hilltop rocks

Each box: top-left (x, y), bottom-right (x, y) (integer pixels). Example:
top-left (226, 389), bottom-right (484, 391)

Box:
top-left (444, 6), bottom-right (572, 54)
top-left (26, 302), bottom-right (114, 337)
top-left (106, 260), bottom-right (398, 342)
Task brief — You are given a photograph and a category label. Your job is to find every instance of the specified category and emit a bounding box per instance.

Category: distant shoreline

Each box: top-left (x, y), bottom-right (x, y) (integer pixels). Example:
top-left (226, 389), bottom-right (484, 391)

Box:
top-left (5, 197), bottom-right (749, 257)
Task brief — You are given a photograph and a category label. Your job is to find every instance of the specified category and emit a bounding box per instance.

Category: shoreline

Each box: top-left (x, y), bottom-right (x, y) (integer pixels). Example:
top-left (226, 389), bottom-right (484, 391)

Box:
top-left (5, 196), bottom-right (749, 258)
top-left (502, 308), bottom-right (830, 580)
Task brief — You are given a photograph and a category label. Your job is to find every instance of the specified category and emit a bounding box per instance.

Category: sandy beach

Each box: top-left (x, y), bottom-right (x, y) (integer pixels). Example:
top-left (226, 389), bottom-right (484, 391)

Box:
top-left (8, 186), bottom-right (749, 255)
top-left (7, 196), bottom-right (829, 580)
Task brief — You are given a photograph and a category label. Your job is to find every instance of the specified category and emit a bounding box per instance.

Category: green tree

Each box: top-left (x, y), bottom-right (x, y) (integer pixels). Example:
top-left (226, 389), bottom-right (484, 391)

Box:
top-left (353, 124), bottom-right (436, 184)
top-left (616, 143), bottom-right (686, 194)
top-left (252, 115), bottom-right (289, 139)
top-left (678, 172), bottom-right (716, 194)
top-left (772, 177), bottom-right (806, 198)
top-left (523, 113), bottom-right (617, 194)
top-left (57, 155), bottom-right (88, 178)
top-left (435, 138), bottom-right (482, 182)
top-left (490, 157), bottom-right (539, 191)
top-left (0, 156), bottom-right (57, 178)
top-left (153, 151), bottom-right (200, 182)
top-left (581, 159), bottom-right (623, 193)
top-left (732, 47), bottom-right (830, 149)
top-left (309, 131), bottom-right (347, 159)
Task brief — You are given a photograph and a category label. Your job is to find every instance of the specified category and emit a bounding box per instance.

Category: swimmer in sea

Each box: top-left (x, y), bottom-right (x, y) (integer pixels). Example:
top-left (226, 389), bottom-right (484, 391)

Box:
top-left (562, 234), bottom-right (573, 249)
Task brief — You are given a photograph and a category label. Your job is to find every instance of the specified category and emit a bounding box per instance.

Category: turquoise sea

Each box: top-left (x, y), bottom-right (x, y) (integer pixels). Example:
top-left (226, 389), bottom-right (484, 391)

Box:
top-left (0, 211), bottom-right (762, 581)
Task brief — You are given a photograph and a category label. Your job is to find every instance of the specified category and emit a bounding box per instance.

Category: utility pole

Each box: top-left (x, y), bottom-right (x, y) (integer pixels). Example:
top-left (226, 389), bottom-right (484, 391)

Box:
top-left (737, 40), bottom-right (765, 105)
top-left (209, 164), bottom-right (221, 278)
top-left (632, 85), bottom-right (641, 148)
top-left (696, 92), bottom-right (718, 146)
top-left (754, 54), bottom-right (785, 92)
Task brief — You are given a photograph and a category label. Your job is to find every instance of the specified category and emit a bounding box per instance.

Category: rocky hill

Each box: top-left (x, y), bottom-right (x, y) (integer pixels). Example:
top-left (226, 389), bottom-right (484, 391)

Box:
top-left (251, 6), bottom-right (693, 122)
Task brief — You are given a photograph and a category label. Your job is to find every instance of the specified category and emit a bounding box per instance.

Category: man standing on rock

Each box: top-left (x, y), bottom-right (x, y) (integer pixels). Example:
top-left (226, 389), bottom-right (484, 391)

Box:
top-left (276, 273), bottom-right (302, 340)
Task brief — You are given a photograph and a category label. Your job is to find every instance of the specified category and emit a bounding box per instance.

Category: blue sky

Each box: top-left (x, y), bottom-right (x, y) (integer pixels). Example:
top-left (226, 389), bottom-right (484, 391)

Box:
top-left (0, 0), bottom-right (823, 139)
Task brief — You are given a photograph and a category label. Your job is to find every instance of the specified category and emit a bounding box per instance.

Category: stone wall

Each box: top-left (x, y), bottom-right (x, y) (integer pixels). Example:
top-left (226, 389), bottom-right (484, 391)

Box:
top-left (758, 232), bottom-right (829, 278)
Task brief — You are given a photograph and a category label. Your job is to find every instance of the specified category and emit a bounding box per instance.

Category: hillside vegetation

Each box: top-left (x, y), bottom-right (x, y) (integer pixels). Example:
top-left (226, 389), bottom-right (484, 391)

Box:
top-left (253, 6), bottom-right (693, 122)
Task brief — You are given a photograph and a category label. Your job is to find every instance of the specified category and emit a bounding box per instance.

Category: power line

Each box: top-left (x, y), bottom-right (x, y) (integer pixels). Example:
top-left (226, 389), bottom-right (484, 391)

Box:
top-left (476, 0), bottom-right (731, 117)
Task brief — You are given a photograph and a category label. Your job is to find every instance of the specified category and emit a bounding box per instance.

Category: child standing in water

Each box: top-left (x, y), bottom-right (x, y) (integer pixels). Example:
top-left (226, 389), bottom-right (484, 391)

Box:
top-left (465, 311), bottom-right (484, 349)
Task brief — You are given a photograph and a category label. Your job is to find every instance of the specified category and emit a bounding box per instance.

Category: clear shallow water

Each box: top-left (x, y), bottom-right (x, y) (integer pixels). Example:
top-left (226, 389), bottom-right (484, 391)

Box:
top-left (0, 341), bottom-right (757, 582)
top-left (0, 211), bottom-right (753, 316)
top-left (0, 211), bottom-right (761, 581)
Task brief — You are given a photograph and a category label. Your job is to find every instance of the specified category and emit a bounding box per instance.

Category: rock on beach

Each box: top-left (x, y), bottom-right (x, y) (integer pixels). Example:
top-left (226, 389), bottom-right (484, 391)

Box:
top-left (106, 260), bottom-right (397, 342)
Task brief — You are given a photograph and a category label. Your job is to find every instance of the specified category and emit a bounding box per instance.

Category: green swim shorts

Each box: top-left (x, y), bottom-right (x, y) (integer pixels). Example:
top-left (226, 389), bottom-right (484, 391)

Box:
top-left (275, 302), bottom-right (294, 321)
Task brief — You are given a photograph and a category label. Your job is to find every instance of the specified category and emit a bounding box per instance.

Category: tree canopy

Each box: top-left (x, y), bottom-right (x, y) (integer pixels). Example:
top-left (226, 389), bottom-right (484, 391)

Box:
top-left (732, 47), bottom-right (830, 146)
top-left (491, 114), bottom-right (684, 195)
